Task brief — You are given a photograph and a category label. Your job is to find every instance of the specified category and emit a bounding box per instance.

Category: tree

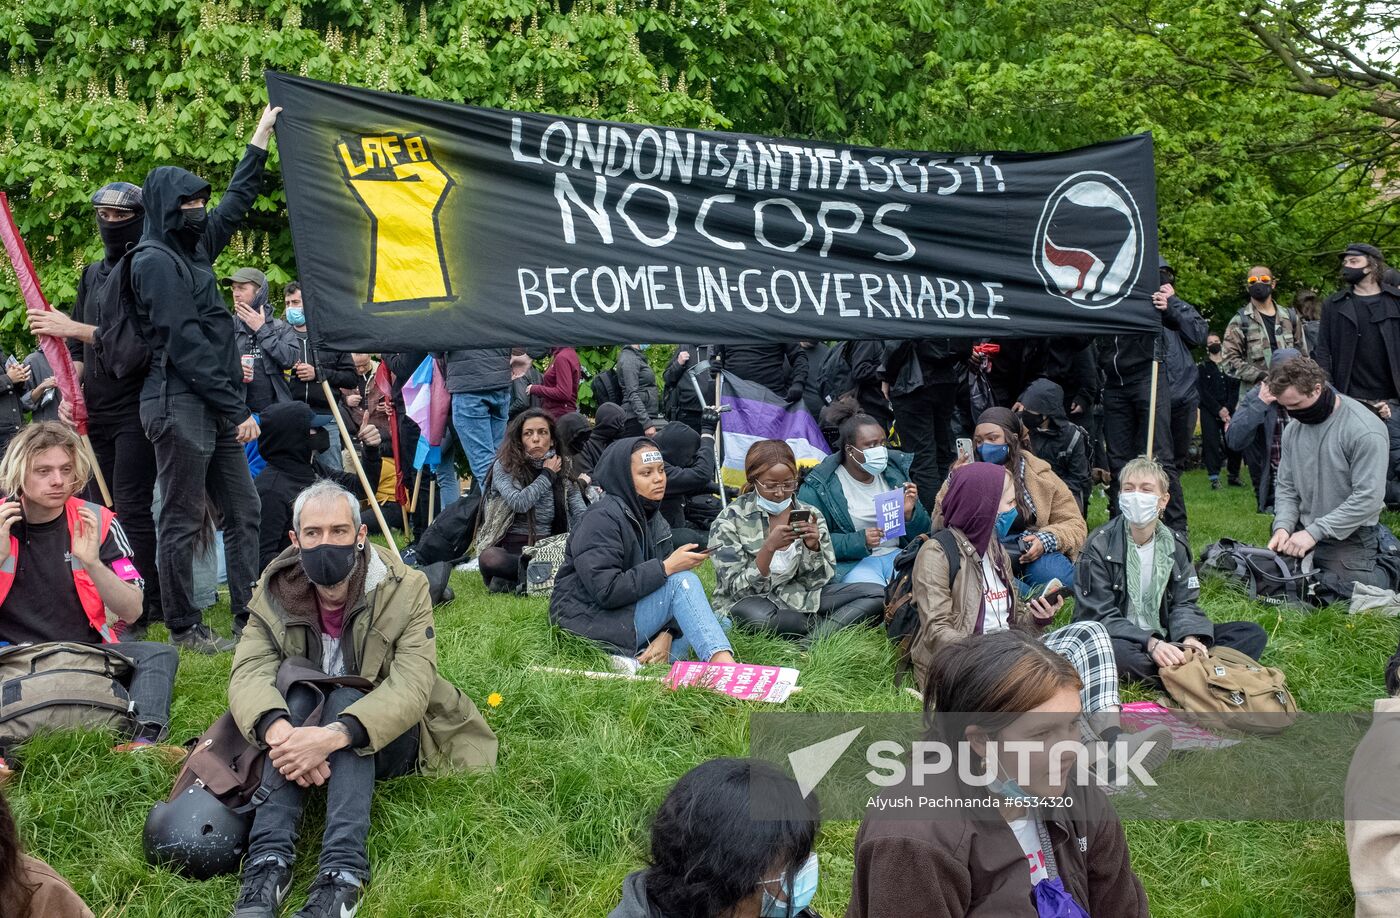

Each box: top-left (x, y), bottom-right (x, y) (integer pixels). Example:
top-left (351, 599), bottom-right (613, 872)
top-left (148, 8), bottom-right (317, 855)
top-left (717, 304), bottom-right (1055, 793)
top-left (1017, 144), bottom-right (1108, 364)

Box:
top-left (1, 0), bottom-right (1395, 350)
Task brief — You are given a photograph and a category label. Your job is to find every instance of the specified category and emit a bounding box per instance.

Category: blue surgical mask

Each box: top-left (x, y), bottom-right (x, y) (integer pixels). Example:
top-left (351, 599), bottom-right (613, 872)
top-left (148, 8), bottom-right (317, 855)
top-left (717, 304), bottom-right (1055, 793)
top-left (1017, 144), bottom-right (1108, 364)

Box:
top-left (849, 444), bottom-right (889, 475)
top-left (285, 308), bottom-right (306, 326)
top-left (761, 852), bottom-right (818, 917)
top-left (755, 493), bottom-right (791, 515)
top-left (977, 443), bottom-right (1010, 465)
top-left (995, 508), bottom-right (1018, 540)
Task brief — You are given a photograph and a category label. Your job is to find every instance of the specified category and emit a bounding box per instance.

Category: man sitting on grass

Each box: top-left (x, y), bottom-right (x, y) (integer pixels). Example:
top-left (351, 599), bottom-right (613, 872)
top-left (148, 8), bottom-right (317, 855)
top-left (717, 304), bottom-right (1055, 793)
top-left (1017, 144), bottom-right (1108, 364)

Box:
top-left (0, 422), bottom-right (177, 754)
top-left (228, 480), bottom-right (497, 918)
top-left (1266, 356), bottom-right (1398, 594)
top-left (1073, 456), bottom-right (1268, 687)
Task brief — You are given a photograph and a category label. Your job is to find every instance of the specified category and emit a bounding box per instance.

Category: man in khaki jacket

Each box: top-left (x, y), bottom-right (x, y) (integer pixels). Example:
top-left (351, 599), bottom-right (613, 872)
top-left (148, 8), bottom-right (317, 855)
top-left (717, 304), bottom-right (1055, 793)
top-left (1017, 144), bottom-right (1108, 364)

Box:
top-left (228, 480), bottom-right (496, 918)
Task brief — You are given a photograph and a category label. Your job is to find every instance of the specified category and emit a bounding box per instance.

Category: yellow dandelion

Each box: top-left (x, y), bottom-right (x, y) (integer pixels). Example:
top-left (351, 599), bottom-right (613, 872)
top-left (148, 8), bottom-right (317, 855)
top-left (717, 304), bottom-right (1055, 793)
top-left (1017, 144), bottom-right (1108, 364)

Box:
top-left (487, 692), bottom-right (503, 708)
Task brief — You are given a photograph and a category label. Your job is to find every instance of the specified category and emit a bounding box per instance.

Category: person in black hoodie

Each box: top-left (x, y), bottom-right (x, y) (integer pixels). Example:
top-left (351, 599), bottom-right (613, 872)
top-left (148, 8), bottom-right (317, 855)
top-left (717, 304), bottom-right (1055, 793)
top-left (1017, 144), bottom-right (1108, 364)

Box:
top-left (130, 104), bottom-right (279, 652)
top-left (29, 181), bottom-right (164, 636)
top-left (576, 402), bottom-right (628, 479)
top-left (1017, 378), bottom-right (1092, 516)
top-left (255, 400), bottom-right (358, 569)
top-left (549, 437), bottom-right (738, 674)
top-left (653, 421), bottom-right (719, 547)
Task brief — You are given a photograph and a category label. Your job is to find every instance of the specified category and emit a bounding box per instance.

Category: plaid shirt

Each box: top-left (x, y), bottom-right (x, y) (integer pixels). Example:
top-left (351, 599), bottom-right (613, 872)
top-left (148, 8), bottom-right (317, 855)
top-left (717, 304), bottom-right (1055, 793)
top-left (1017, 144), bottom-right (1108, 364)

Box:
top-left (1016, 458), bottom-right (1060, 555)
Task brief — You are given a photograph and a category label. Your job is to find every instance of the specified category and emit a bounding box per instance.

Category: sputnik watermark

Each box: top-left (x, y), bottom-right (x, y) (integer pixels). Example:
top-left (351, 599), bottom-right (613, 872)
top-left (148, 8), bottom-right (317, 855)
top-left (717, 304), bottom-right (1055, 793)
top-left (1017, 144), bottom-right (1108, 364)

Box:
top-left (862, 739), bottom-right (1159, 792)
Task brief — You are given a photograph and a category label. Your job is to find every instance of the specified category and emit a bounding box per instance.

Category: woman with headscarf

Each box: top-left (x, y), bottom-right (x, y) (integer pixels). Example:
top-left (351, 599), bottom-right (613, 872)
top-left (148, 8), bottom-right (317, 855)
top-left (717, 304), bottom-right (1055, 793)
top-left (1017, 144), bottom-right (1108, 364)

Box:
top-left (577, 402), bottom-right (628, 478)
top-left (550, 437), bottom-right (737, 674)
top-left (709, 440), bottom-right (886, 639)
top-left (910, 463), bottom-right (1169, 768)
top-left (936, 406), bottom-right (1086, 590)
top-left (473, 408), bottom-right (587, 593)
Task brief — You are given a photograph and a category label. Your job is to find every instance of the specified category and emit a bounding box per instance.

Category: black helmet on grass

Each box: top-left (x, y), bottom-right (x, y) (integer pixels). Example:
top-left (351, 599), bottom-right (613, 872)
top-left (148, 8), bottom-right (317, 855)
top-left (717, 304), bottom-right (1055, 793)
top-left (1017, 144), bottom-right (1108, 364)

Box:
top-left (143, 783), bottom-right (251, 879)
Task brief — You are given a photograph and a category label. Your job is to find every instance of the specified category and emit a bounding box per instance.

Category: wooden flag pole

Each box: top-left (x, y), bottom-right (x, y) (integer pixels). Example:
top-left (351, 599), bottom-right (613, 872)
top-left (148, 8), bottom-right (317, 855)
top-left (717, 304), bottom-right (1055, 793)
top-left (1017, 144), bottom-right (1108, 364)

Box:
top-left (1145, 360), bottom-right (1161, 458)
top-left (81, 433), bottom-right (112, 507)
top-left (321, 380), bottom-right (401, 561)
top-left (409, 467), bottom-right (423, 514)
top-left (428, 478), bottom-right (437, 527)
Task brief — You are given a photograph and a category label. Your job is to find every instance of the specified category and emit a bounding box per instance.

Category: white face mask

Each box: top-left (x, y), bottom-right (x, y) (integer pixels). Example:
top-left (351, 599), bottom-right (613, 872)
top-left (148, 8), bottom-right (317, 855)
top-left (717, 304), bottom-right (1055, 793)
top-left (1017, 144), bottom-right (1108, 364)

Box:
top-left (1119, 491), bottom-right (1161, 526)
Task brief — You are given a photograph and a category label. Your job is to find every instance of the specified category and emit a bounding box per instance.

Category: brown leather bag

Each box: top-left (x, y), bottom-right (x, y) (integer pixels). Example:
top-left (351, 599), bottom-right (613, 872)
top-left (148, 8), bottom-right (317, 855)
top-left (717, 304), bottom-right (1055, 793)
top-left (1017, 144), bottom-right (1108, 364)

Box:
top-left (166, 658), bottom-right (373, 813)
top-left (1159, 646), bottom-right (1299, 735)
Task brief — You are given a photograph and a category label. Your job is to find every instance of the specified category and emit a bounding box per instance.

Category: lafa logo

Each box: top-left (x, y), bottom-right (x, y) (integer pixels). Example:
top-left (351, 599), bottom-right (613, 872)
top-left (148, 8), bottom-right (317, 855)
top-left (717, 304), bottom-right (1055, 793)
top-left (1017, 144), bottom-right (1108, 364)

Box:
top-left (1032, 171), bottom-right (1145, 310)
top-left (336, 133), bottom-right (454, 305)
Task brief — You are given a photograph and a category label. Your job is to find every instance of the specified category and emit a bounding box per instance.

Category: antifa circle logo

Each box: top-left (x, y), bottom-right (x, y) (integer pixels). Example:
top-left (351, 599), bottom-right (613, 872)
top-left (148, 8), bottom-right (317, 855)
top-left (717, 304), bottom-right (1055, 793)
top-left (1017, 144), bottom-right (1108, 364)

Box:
top-left (336, 132), bottom-right (455, 306)
top-left (1033, 171), bottom-right (1144, 310)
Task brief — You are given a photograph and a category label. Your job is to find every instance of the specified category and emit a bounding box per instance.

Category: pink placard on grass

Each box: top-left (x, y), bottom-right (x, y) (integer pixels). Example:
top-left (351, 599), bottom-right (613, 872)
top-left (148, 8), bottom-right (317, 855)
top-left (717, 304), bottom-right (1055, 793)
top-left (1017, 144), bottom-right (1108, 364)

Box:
top-left (665, 661), bottom-right (800, 703)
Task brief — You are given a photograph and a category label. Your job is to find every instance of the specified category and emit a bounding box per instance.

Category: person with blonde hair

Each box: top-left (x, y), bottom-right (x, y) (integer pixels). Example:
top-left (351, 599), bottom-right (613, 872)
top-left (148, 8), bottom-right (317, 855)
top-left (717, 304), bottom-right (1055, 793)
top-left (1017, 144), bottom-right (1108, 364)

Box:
top-left (0, 422), bottom-right (177, 749)
top-left (1074, 456), bottom-right (1267, 686)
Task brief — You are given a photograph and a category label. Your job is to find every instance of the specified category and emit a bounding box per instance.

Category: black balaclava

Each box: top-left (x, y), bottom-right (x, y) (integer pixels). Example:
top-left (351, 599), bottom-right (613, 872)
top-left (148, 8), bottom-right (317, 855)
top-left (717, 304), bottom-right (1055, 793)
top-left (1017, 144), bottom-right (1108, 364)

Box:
top-left (1289, 386), bottom-right (1337, 426)
top-left (589, 437), bottom-right (664, 559)
top-left (97, 213), bottom-right (143, 262)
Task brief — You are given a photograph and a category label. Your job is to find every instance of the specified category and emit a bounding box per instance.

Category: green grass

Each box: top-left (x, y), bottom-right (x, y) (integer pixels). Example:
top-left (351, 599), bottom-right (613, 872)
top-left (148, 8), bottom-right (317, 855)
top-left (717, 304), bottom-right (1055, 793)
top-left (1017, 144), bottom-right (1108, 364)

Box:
top-left (9, 470), bottom-right (1398, 916)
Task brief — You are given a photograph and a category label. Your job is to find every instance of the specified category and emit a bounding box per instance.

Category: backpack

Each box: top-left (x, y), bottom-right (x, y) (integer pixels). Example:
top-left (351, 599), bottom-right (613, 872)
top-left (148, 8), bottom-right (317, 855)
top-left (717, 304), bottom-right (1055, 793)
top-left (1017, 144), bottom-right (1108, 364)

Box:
top-left (591, 367), bottom-right (622, 407)
top-left (1158, 645), bottom-right (1298, 735)
top-left (0, 642), bottom-right (135, 747)
top-left (91, 240), bottom-right (188, 379)
top-left (1199, 538), bottom-right (1318, 608)
top-left (884, 528), bottom-right (961, 685)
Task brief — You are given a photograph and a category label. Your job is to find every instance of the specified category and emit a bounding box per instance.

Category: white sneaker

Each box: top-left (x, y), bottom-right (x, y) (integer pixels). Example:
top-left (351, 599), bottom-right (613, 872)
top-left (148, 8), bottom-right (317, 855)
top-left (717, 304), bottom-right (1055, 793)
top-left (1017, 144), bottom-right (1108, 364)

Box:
top-left (608, 654), bottom-right (642, 676)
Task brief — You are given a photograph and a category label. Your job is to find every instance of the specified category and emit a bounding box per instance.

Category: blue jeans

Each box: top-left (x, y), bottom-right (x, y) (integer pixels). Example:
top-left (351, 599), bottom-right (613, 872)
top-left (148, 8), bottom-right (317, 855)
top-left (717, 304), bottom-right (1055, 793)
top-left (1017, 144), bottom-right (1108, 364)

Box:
top-left (451, 388), bottom-right (511, 483)
top-left (633, 571), bottom-right (732, 662)
top-left (841, 551), bottom-right (898, 585)
top-left (1002, 535), bottom-right (1075, 591)
top-left (309, 412), bottom-right (343, 472)
top-left (434, 424), bottom-right (461, 510)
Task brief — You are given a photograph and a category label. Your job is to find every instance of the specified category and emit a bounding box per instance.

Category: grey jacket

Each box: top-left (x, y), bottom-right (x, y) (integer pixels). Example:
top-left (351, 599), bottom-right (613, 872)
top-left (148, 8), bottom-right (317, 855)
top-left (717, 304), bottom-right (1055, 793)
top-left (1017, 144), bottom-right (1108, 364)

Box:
top-left (616, 346), bottom-right (659, 427)
top-left (1073, 516), bottom-right (1216, 648)
top-left (444, 348), bottom-right (512, 394)
top-left (1273, 392), bottom-right (1388, 543)
top-left (233, 305), bottom-right (299, 406)
top-left (0, 351), bottom-right (25, 433)
top-left (488, 456), bottom-right (588, 539)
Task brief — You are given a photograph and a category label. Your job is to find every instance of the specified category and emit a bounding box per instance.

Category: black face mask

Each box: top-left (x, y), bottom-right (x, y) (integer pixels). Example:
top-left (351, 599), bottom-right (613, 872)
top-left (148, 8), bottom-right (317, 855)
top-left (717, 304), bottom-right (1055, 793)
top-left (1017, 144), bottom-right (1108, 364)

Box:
top-left (639, 496), bottom-right (661, 514)
top-left (1207, 343), bottom-right (1223, 355)
top-left (97, 214), bottom-right (142, 261)
top-left (1341, 266), bottom-right (1369, 285)
top-left (299, 542), bottom-right (359, 586)
top-left (1159, 269), bottom-right (1174, 287)
top-left (1289, 388), bottom-right (1336, 425)
top-left (1019, 411), bottom-right (1044, 431)
top-left (177, 207), bottom-right (207, 248)
top-left (308, 428), bottom-right (331, 458)
top-left (1247, 282), bottom-right (1273, 302)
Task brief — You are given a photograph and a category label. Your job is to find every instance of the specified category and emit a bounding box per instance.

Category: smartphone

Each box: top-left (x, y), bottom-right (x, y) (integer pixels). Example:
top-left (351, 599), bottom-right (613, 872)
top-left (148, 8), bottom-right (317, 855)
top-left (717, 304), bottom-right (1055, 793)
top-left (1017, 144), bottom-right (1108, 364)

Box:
top-left (694, 546), bottom-right (716, 556)
top-left (1024, 578), bottom-right (1066, 604)
top-left (4, 356), bottom-right (16, 369)
top-left (956, 437), bottom-right (973, 461)
top-left (789, 509), bottom-right (814, 526)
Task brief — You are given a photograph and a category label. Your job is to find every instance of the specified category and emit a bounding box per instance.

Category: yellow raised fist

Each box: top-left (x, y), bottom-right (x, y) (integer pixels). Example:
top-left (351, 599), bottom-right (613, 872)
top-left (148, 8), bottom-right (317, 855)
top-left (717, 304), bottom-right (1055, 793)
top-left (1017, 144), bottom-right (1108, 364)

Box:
top-left (337, 133), bottom-right (454, 305)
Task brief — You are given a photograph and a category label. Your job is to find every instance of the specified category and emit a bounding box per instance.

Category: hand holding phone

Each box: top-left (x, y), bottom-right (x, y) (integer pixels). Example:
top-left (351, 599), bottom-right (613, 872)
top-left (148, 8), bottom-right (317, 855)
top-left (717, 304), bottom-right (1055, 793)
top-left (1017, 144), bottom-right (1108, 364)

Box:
top-left (955, 438), bottom-right (973, 464)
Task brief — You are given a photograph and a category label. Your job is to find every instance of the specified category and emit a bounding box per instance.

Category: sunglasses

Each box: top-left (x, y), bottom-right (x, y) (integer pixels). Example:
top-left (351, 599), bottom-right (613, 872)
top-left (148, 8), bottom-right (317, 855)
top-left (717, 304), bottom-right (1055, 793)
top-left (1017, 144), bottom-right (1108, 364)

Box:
top-left (1247, 275), bottom-right (1274, 284)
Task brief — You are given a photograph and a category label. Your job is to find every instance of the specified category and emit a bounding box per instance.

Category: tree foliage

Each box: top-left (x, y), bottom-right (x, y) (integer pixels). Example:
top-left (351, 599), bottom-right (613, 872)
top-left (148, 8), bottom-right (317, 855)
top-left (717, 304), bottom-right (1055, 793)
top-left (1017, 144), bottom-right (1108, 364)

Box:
top-left (0, 0), bottom-right (1395, 355)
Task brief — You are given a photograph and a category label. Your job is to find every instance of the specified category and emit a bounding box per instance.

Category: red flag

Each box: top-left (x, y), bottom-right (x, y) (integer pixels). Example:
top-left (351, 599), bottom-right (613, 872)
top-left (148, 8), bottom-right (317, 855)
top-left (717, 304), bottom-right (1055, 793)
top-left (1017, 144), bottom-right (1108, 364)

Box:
top-left (0, 193), bottom-right (89, 436)
top-left (374, 359), bottom-right (408, 506)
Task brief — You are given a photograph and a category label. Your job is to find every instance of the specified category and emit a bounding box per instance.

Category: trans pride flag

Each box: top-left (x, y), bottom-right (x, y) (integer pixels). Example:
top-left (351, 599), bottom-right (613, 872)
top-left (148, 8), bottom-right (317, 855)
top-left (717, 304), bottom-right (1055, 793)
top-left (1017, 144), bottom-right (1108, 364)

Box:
top-left (402, 355), bottom-right (450, 469)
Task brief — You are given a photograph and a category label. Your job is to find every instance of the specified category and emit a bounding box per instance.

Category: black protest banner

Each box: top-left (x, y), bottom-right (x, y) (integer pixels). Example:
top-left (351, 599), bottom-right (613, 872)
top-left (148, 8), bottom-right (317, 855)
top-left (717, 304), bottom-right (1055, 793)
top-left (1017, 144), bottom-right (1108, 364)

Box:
top-left (266, 72), bottom-right (1161, 352)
